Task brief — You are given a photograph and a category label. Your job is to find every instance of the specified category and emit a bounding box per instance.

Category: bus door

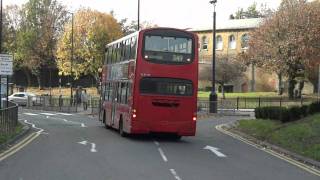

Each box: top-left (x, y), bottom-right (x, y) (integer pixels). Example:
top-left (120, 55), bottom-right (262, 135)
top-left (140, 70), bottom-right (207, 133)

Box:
top-left (111, 82), bottom-right (118, 126)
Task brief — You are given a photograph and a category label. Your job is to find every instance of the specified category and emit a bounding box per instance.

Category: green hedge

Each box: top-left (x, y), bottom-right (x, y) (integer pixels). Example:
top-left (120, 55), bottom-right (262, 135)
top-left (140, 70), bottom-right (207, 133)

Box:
top-left (255, 101), bottom-right (320, 123)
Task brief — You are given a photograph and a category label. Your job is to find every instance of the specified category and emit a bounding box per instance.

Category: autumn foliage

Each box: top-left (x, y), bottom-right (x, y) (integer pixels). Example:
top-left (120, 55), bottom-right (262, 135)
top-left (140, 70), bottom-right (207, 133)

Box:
top-left (246, 0), bottom-right (320, 98)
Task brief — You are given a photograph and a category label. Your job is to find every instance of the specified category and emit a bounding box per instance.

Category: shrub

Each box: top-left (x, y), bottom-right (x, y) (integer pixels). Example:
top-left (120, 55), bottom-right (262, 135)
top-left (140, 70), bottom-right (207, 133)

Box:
top-left (300, 105), bottom-right (309, 117)
top-left (287, 106), bottom-right (301, 122)
top-left (255, 106), bottom-right (288, 122)
top-left (309, 101), bottom-right (320, 114)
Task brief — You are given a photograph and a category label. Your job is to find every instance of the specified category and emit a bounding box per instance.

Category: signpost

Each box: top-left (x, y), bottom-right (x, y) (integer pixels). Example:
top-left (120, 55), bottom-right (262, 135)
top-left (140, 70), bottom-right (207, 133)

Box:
top-left (0, 54), bottom-right (13, 108)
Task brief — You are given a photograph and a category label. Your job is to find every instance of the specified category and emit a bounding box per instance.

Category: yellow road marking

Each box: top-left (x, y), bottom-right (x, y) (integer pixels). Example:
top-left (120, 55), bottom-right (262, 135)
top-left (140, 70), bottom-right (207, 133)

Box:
top-left (216, 124), bottom-right (320, 177)
top-left (0, 132), bottom-right (39, 162)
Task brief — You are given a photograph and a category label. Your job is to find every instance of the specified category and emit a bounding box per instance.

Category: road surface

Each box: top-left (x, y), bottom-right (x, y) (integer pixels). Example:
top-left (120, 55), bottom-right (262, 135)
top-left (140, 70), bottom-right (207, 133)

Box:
top-left (0, 109), bottom-right (318, 180)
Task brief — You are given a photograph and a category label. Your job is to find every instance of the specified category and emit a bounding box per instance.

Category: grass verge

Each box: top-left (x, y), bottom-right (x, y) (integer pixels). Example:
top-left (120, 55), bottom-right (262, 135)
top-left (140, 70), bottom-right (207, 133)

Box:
top-left (0, 123), bottom-right (24, 145)
top-left (235, 114), bottom-right (320, 161)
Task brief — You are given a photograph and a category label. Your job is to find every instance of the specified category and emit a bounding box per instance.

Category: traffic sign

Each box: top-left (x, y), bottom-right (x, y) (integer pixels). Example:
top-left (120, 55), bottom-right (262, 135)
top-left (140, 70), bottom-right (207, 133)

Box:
top-left (0, 54), bottom-right (13, 76)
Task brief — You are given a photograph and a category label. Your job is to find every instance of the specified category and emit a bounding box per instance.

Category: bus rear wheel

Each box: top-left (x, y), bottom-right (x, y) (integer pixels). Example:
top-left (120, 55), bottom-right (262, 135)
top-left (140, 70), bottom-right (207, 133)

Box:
top-left (103, 111), bottom-right (111, 129)
top-left (119, 119), bottom-right (127, 137)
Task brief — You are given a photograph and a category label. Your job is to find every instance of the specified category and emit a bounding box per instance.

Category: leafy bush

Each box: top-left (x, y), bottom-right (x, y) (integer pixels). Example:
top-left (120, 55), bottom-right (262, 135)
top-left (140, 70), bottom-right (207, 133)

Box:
top-left (300, 105), bottom-right (309, 117)
top-left (309, 101), bottom-right (320, 114)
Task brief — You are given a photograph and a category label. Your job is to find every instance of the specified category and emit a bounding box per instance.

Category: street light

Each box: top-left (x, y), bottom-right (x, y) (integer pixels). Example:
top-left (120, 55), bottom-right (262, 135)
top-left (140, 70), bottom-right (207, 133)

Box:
top-left (137, 0), bottom-right (140, 30)
top-left (209, 0), bottom-right (218, 113)
top-left (66, 12), bottom-right (74, 104)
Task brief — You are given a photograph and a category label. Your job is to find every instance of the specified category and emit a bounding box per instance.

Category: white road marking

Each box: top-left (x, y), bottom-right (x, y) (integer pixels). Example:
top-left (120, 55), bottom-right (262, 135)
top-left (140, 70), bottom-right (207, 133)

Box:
top-left (40, 113), bottom-right (56, 116)
top-left (203, 145), bottom-right (226, 157)
top-left (56, 113), bottom-right (73, 116)
top-left (23, 113), bottom-right (38, 116)
top-left (78, 141), bottom-right (88, 145)
top-left (81, 123), bottom-right (87, 127)
top-left (170, 169), bottom-right (182, 180)
top-left (158, 148), bottom-right (168, 162)
top-left (78, 140), bottom-right (97, 153)
top-left (91, 143), bottom-right (97, 152)
top-left (154, 141), bottom-right (160, 146)
top-left (23, 120), bottom-right (48, 135)
top-left (216, 124), bottom-right (320, 177)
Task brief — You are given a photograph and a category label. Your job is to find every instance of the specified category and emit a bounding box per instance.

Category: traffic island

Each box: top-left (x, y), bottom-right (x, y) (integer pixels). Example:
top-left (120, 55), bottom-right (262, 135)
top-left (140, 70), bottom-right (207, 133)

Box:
top-left (216, 116), bottom-right (320, 176)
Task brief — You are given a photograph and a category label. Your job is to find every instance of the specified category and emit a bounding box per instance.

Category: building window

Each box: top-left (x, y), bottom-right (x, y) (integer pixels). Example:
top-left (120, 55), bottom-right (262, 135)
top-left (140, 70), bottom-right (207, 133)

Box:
top-left (201, 36), bottom-right (208, 50)
top-left (241, 34), bottom-right (249, 49)
top-left (228, 35), bottom-right (236, 49)
top-left (216, 35), bottom-right (223, 50)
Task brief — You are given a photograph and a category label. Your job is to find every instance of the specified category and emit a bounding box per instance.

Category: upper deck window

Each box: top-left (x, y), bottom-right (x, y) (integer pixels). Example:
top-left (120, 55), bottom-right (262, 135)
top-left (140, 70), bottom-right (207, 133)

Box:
top-left (143, 34), bottom-right (193, 64)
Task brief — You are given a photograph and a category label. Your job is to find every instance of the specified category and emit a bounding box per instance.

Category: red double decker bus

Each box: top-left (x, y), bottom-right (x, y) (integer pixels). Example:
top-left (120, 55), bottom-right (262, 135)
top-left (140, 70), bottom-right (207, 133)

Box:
top-left (100, 28), bottom-right (198, 138)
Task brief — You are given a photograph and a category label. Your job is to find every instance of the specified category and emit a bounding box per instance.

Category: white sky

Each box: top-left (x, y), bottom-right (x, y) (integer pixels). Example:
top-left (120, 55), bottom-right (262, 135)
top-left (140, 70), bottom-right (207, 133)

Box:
top-left (5, 0), bottom-right (282, 29)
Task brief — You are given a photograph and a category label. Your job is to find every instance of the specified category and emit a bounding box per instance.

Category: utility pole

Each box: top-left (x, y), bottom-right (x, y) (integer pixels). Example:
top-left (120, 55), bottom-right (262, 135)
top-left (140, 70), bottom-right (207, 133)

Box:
top-left (0, 0), bottom-right (3, 109)
top-left (70, 12), bottom-right (74, 104)
top-left (209, 0), bottom-right (217, 113)
top-left (137, 0), bottom-right (140, 31)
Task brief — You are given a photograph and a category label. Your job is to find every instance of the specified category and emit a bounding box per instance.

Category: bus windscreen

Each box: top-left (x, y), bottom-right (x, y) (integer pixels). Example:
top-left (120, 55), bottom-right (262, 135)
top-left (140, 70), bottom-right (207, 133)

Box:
top-left (143, 35), bottom-right (193, 64)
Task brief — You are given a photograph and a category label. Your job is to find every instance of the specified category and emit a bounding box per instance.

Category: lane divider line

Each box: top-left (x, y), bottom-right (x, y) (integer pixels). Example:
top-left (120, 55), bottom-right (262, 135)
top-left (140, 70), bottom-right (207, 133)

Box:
top-left (0, 132), bottom-right (39, 162)
top-left (216, 124), bottom-right (320, 177)
top-left (170, 169), bottom-right (182, 180)
top-left (154, 141), bottom-right (160, 146)
top-left (158, 147), bottom-right (168, 162)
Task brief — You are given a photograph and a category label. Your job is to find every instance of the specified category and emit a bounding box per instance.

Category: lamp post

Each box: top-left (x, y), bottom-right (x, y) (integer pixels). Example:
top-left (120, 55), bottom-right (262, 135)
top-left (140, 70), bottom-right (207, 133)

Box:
top-left (209, 0), bottom-right (217, 113)
top-left (66, 12), bottom-right (74, 104)
top-left (137, 0), bottom-right (140, 30)
top-left (58, 71), bottom-right (63, 96)
top-left (0, 0), bottom-right (3, 109)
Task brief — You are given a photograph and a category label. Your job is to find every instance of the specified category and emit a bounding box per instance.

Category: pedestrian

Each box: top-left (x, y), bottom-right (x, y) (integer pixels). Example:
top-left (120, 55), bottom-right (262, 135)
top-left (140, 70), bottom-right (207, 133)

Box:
top-left (81, 89), bottom-right (88, 110)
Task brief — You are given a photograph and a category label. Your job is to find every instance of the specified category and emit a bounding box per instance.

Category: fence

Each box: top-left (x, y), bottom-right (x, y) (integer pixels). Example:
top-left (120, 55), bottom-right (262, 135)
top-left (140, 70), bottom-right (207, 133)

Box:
top-left (197, 97), bottom-right (319, 114)
top-left (0, 101), bottom-right (19, 138)
top-left (25, 95), bottom-right (102, 114)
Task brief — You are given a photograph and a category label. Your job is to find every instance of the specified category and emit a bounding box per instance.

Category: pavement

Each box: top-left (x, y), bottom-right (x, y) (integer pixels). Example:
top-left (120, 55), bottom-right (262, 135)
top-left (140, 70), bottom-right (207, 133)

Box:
top-left (0, 109), bottom-right (319, 180)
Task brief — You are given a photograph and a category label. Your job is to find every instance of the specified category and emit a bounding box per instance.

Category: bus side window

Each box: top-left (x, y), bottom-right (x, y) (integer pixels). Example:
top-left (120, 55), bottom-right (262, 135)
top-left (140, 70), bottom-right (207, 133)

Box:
top-left (126, 39), bottom-right (131, 60)
top-left (127, 82), bottom-right (132, 103)
top-left (124, 82), bottom-right (128, 104)
top-left (116, 43), bottom-right (121, 63)
top-left (120, 82), bottom-right (126, 104)
top-left (117, 82), bottom-right (121, 103)
top-left (130, 36), bottom-right (137, 59)
top-left (121, 41), bottom-right (126, 62)
top-left (112, 44), bottom-right (117, 64)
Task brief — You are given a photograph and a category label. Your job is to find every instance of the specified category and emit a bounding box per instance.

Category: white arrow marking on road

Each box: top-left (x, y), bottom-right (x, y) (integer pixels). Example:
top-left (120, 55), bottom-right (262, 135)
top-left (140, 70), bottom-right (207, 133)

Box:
top-left (204, 146), bottom-right (227, 157)
top-left (78, 141), bottom-right (88, 145)
top-left (91, 143), bottom-right (97, 152)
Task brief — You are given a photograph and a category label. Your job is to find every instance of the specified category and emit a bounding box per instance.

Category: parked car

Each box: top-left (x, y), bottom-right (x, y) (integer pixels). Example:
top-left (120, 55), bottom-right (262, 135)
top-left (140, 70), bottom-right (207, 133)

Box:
top-left (5, 92), bottom-right (37, 106)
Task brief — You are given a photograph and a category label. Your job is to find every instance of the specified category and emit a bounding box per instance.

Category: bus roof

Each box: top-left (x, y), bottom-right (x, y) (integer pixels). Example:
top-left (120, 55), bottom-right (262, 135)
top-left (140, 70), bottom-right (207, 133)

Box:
top-left (106, 27), bottom-right (196, 48)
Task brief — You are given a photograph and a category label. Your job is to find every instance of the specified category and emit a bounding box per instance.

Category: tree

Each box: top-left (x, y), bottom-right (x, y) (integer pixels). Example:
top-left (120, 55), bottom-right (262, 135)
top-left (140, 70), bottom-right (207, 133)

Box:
top-left (231, 2), bottom-right (273, 19)
top-left (14, 0), bottom-right (68, 88)
top-left (118, 18), bottom-right (157, 36)
top-left (216, 56), bottom-right (246, 99)
top-left (246, 0), bottom-right (320, 99)
top-left (56, 8), bottom-right (123, 82)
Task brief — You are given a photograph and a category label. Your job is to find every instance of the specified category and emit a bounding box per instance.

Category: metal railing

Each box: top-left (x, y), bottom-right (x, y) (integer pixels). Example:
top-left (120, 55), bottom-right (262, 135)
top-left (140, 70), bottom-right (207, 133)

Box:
top-left (0, 101), bottom-right (19, 137)
top-left (197, 97), bottom-right (319, 114)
